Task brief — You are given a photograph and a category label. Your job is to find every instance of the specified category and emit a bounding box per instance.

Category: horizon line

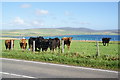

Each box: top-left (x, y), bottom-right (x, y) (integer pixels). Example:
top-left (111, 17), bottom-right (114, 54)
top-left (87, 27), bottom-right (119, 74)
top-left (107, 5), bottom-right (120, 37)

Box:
top-left (0, 27), bottom-right (118, 31)
top-left (1, 0), bottom-right (119, 2)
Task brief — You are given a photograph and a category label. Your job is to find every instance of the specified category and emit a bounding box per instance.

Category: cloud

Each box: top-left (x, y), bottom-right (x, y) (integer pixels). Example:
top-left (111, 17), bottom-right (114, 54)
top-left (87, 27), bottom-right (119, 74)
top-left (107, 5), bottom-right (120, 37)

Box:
top-left (13, 17), bottom-right (24, 24)
top-left (65, 11), bottom-right (70, 16)
top-left (32, 20), bottom-right (44, 26)
top-left (20, 4), bottom-right (31, 8)
top-left (80, 22), bottom-right (91, 25)
top-left (72, 21), bottom-right (91, 25)
top-left (36, 9), bottom-right (49, 15)
top-left (32, 21), bottom-right (39, 25)
top-left (7, 17), bottom-right (45, 29)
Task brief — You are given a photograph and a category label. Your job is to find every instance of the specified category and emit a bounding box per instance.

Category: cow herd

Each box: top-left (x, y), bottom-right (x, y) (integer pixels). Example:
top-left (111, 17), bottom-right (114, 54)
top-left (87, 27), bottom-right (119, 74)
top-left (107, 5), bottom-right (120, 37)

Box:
top-left (28, 36), bottom-right (61, 51)
top-left (5, 37), bottom-right (73, 51)
top-left (4, 37), bottom-right (111, 51)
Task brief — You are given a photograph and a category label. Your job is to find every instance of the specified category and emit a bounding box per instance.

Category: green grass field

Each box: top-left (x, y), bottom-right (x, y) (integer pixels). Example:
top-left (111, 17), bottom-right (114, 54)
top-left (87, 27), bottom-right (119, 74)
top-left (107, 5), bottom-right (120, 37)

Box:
top-left (1, 40), bottom-right (119, 71)
top-left (2, 28), bottom-right (117, 37)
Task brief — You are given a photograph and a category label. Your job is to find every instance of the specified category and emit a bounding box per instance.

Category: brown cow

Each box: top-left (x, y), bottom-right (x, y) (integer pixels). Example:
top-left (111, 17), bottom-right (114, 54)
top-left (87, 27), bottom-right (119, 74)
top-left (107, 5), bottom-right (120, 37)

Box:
top-left (61, 37), bottom-right (73, 50)
top-left (5, 40), bottom-right (14, 50)
top-left (20, 39), bottom-right (27, 50)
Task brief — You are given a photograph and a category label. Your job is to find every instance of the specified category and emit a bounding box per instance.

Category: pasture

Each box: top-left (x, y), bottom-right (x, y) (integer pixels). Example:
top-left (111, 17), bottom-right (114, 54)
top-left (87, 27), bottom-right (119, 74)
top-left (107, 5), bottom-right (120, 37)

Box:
top-left (1, 39), bottom-right (119, 71)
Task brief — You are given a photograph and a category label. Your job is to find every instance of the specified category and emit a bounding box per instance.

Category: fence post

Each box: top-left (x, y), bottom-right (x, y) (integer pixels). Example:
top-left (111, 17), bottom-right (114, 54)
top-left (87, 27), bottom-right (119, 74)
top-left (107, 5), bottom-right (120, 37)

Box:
top-left (62, 40), bottom-right (64, 53)
top-left (11, 40), bottom-right (13, 50)
top-left (96, 41), bottom-right (100, 57)
top-left (33, 41), bottom-right (35, 52)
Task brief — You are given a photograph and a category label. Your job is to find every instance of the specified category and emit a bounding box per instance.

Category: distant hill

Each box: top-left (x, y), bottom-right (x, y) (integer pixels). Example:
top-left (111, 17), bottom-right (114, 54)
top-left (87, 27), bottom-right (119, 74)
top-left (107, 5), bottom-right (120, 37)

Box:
top-left (58, 27), bottom-right (119, 33)
top-left (58, 27), bottom-right (96, 32)
top-left (1, 27), bottom-right (119, 37)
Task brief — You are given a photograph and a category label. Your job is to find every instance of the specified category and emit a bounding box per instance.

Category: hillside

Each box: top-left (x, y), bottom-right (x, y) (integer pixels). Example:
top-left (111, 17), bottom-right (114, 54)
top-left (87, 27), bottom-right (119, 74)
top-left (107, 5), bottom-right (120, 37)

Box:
top-left (1, 27), bottom-right (119, 37)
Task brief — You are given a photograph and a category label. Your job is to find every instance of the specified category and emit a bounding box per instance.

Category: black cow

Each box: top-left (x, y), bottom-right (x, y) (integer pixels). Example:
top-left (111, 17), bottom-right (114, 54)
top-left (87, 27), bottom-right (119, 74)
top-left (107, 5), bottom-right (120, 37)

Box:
top-left (49, 38), bottom-right (60, 51)
top-left (102, 38), bottom-right (111, 46)
top-left (28, 37), bottom-right (60, 52)
top-left (40, 37), bottom-right (60, 51)
top-left (28, 36), bottom-right (44, 51)
top-left (41, 39), bottom-right (50, 51)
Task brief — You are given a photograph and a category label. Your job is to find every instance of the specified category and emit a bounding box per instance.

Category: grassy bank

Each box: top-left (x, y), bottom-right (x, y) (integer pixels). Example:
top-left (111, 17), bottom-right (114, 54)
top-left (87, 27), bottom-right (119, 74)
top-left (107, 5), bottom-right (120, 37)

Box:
top-left (1, 40), bottom-right (119, 71)
top-left (1, 28), bottom-right (118, 37)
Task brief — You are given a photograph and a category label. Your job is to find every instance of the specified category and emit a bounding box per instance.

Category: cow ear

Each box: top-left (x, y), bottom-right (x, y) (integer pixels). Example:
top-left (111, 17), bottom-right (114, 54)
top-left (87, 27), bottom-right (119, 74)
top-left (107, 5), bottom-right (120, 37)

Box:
top-left (70, 37), bottom-right (73, 39)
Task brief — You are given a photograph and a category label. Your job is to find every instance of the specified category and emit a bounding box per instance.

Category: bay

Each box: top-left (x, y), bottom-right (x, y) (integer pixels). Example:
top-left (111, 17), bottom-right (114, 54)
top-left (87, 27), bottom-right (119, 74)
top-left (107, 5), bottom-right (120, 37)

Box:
top-left (25, 35), bottom-right (119, 41)
top-left (2, 35), bottom-right (119, 41)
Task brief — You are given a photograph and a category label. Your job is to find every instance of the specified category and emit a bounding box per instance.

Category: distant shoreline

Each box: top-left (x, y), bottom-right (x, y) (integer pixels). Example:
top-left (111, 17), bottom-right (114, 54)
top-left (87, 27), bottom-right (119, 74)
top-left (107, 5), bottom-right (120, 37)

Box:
top-left (1, 34), bottom-right (119, 41)
top-left (0, 37), bottom-right (18, 40)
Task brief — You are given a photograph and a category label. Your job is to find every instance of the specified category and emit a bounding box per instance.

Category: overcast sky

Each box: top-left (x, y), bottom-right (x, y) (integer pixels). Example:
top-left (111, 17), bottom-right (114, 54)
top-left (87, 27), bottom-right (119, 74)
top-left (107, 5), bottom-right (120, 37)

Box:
top-left (1, 2), bottom-right (118, 30)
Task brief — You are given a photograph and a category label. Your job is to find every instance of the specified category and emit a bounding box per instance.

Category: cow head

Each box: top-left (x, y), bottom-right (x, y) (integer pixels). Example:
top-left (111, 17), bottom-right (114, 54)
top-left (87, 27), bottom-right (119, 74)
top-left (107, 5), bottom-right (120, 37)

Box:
top-left (68, 37), bottom-right (73, 41)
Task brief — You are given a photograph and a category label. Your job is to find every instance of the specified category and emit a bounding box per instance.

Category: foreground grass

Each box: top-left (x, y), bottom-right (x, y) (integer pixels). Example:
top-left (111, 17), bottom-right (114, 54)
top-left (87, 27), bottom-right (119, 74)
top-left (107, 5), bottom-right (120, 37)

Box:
top-left (1, 40), bottom-right (119, 71)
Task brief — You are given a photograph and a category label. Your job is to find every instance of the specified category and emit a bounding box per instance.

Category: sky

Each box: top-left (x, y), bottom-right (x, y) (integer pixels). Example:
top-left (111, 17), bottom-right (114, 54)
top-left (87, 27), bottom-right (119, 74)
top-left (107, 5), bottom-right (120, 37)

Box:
top-left (1, 2), bottom-right (118, 30)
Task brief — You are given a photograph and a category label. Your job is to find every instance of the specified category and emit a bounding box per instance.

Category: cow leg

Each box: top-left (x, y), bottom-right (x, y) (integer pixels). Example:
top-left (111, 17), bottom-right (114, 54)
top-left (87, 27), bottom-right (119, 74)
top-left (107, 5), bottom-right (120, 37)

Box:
top-left (45, 48), bottom-right (48, 51)
top-left (107, 43), bottom-right (109, 46)
top-left (103, 43), bottom-right (106, 46)
top-left (12, 44), bottom-right (14, 49)
top-left (105, 43), bottom-right (106, 46)
top-left (49, 48), bottom-right (51, 51)
top-left (68, 46), bottom-right (70, 50)
top-left (35, 47), bottom-right (38, 51)
top-left (5, 44), bottom-right (8, 50)
top-left (50, 47), bottom-right (54, 52)
top-left (38, 47), bottom-right (41, 52)
top-left (50, 47), bottom-right (53, 51)
top-left (52, 46), bottom-right (55, 52)
top-left (28, 45), bottom-right (31, 50)
top-left (25, 43), bottom-right (27, 49)
top-left (42, 48), bottom-right (47, 51)
top-left (9, 47), bottom-right (11, 50)
top-left (58, 44), bottom-right (60, 49)
top-left (20, 43), bottom-right (22, 48)
top-left (57, 46), bottom-right (60, 53)
top-left (23, 43), bottom-right (26, 50)
top-left (28, 45), bottom-right (30, 50)
top-left (29, 45), bottom-right (32, 51)
top-left (42, 48), bottom-right (45, 51)
top-left (21, 45), bottom-right (24, 51)
top-left (6, 46), bottom-right (7, 50)
top-left (53, 47), bottom-right (54, 51)
top-left (67, 44), bottom-right (70, 50)
top-left (6, 46), bottom-right (8, 50)
top-left (30, 45), bottom-right (33, 51)
top-left (22, 44), bottom-right (24, 50)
